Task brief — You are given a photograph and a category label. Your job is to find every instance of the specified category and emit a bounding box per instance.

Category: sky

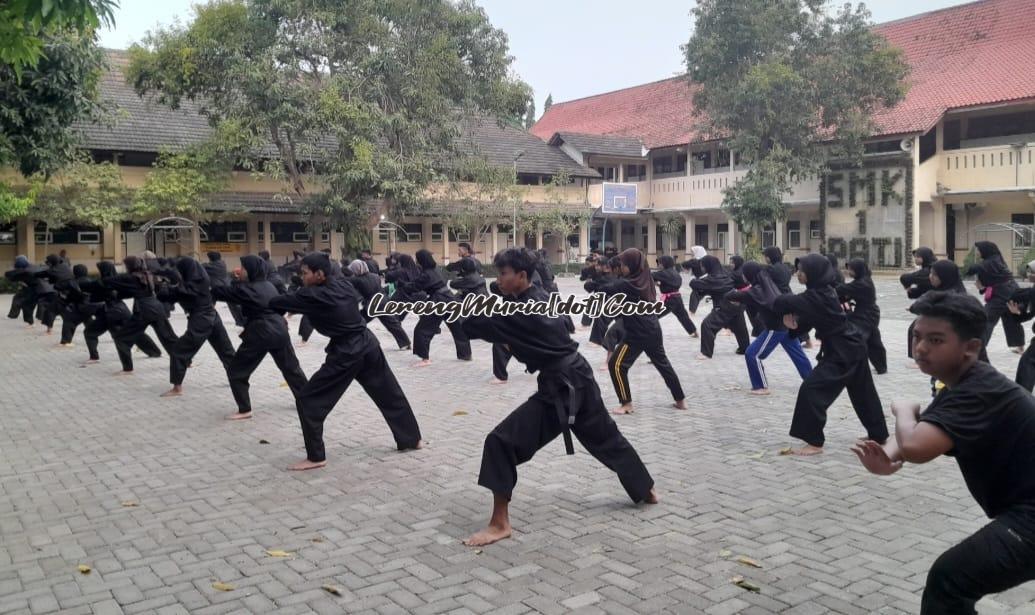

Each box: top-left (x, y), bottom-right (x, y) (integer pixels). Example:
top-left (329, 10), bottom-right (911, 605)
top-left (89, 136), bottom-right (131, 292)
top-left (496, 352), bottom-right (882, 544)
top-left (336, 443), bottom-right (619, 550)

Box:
top-left (98, 0), bottom-right (976, 115)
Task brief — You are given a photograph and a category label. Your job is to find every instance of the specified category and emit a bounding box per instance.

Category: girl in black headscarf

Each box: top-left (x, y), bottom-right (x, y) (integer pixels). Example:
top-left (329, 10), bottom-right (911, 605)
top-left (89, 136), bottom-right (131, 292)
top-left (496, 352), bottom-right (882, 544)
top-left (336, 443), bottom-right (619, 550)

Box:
top-left (967, 240), bottom-right (1025, 354)
top-left (384, 253), bottom-right (423, 324)
top-left (771, 253), bottom-right (889, 456)
top-left (1007, 259), bottom-right (1035, 390)
top-left (929, 259), bottom-right (966, 294)
top-left (825, 253), bottom-right (845, 286)
top-left (104, 255), bottom-right (180, 374)
top-left (586, 248), bottom-right (685, 414)
top-left (156, 257), bottom-right (236, 397)
top-left (836, 259), bottom-right (887, 375)
top-left (690, 255), bottom-right (750, 358)
top-left (80, 261), bottom-right (163, 366)
top-left (652, 255), bottom-right (697, 338)
top-left (901, 247), bottom-right (937, 361)
top-left (726, 262), bottom-right (813, 394)
top-left (404, 249), bottom-right (471, 367)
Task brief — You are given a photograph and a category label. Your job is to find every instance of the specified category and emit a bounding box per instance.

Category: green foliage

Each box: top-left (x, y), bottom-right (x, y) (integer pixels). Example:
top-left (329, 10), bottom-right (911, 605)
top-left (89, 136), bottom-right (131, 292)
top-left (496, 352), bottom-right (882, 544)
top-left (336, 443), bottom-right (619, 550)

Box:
top-left (438, 156), bottom-right (524, 247)
top-left (961, 247), bottom-right (977, 277)
top-left (126, 0), bottom-right (532, 234)
top-left (0, 0), bottom-right (116, 76)
top-left (524, 98), bottom-right (536, 130)
top-left (0, 182), bottom-right (37, 221)
top-left (543, 93), bottom-right (553, 113)
top-left (132, 144), bottom-right (234, 219)
top-left (28, 158), bottom-right (129, 230)
top-left (0, 28), bottom-right (108, 177)
top-left (684, 0), bottom-right (909, 248)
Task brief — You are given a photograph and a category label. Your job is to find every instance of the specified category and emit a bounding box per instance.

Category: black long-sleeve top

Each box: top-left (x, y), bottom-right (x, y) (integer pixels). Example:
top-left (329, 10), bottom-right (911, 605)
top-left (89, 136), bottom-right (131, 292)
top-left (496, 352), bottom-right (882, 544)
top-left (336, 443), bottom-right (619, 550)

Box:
top-left (725, 288), bottom-right (784, 331)
top-left (268, 276), bottom-right (367, 346)
top-left (772, 287), bottom-right (864, 362)
top-left (403, 269), bottom-right (455, 302)
top-left (212, 280), bottom-right (289, 344)
top-left (651, 268), bottom-right (683, 294)
top-left (767, 263), bottom-right (794, 295)
top-left (900, 266), bottom-right (934, 299)
top-left (449, 272), bottom-right (489, 298)
top-left (445, 257), bottom-right (483, 274)
top-left (102, 274), bottom-right (168, 321)
top-left (836, 278), bottom-right (880, 330)
top-left (584, 277), bottom-right (661, 346)
top-left (345, 272), bottom-right (386, 323)
top-left (462, 284), bottom-right (578, 374)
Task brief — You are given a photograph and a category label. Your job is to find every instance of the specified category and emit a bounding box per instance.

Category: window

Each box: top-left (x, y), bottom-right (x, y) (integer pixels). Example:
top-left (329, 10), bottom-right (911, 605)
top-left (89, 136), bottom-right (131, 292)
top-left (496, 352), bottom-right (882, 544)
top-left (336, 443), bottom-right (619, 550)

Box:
top-left (675, 154), bottom-right (687, 173)
top-left (320, 232), bottom-right (330, 243)
top-left (694, 224), bottom-right (709, 248)
top-left (810, 220), bottom-right (821, 240)
top-left (270, 222), bottom-right (306, 243)
top-left (787, 221), bottom-right (801, 248)
top-left (761, 226), bottom-right (775, 248)
top-left (625, 164), bottom-right (647, 181)
top-left (430, 223), bottom-right (443, 242)
top-left (201, 221), bottom-right (247, 243)
top-left (292, 232), bottom-right (311, 243)
top-left (77, 231), bottom-right (101, 244)
top-left (691, 150), bottom-right (711, 172)
top-left (716, 223), bottom-right (728, 250)
top-left (449, 227), bottom-right (470, 242)
top-left (652, 156), bottom-right (673, 175)
top-left (967, 111), bottom-right (1035, 141)
top-left (34, 232), bottom-right (53, 243)
top-left (594, 166), bottom-right (617, 181)
top-left (715, 149), bottom-right (731, 169)
top-left (227, 231), bottom-right (247, 243)
top-left (943, 120), bottom-right (962, 151)
top-left (1012, 213), bottom-right (1034, 248)
top-left (403, 223), bottom-right (423, 243)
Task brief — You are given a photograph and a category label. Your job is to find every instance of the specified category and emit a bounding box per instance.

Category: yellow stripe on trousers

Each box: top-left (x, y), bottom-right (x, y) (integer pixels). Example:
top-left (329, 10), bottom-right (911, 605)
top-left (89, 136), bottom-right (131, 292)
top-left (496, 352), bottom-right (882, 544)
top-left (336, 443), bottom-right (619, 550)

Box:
top-left (612, 343), bottom-right (630, 402)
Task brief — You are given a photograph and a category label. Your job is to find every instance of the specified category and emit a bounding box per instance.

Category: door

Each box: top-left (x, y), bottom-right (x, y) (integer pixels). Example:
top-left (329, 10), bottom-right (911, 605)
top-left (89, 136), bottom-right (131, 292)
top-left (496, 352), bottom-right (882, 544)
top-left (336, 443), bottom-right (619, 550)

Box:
top-left (945, 205), bottom-right (956, 261)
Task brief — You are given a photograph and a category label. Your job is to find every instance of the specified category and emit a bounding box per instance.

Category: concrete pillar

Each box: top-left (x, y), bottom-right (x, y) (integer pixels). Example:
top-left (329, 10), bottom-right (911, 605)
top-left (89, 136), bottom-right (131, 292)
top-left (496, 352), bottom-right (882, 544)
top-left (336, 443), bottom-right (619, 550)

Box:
top-left (330, 230), bottom-right (345, 262)
top-left (262, 215), bottom-right (272, 254)
top-left (102, 222), bottom-right (117, 260)
top-left (247, 217), bottom-right (259, 255)
top-left (17, 218), bottom-right (36, 263)
top-left (112, 223), bottom-right (124, 263)
top-left (490, 223), bottom-right (499, 257)
top-left (442, 223), bottom-right (451, 263)
top-left (728, 218), bottom-right (738, 255)
top-left (775, 219), bottom-right (785, 250)
top-left (422, 219), bottom-right (434, 251)
top-left (578, 219), bottom-right (590, 258)
top-left (191, 219), bottom-right (202, 257)
top-left (683, 213), bottom-right (695, 257)
top-left (535, 226), bottom-right (544, 250)
top-left (646, 215), bottom-right (657, 260)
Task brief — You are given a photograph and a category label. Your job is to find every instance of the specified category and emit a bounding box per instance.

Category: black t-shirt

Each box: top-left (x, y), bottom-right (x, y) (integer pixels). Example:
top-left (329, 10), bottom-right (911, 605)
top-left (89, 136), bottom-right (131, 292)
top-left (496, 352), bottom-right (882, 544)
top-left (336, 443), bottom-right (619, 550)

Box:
top-left (919, 361), bottom-right (1035, 540)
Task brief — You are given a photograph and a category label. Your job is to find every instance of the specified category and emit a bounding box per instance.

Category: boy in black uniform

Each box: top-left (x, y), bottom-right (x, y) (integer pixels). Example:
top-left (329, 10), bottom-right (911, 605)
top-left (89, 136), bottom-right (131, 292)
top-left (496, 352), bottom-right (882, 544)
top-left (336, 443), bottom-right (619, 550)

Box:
top-left (269, 253), bottom-right (422, 471)
top-left (345, 259), bottom-right (411, 350)
top-left (461, 248), bottom-right (657, 546)
top-left (853, 291), bottom-right (1035, 614)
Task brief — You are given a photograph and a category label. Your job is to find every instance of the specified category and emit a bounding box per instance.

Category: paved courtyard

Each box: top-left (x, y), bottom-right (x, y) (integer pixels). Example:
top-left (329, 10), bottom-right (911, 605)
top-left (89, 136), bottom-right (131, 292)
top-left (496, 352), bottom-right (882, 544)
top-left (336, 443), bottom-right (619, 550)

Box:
top-left (0, 276), bottom-right (1033, 615)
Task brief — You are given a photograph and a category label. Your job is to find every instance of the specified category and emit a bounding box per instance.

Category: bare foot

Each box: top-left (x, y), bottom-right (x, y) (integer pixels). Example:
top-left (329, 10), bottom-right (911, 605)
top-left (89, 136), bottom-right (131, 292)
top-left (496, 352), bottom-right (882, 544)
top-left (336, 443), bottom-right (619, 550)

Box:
top-left (489, 378), bottom-right (508, 385)
top-left (412, 359), bottom-right (432, 368)
top-left (399, 440), bottom-right (423, 452)
top-left (81, 359), bottom-right (99, 366)
top-left (611, 404), bottom-right (634, 415)
top-left (24, 324), bottom-right (34, 330)
top-left (599, 363), bottom-right (609, 371)
top-left (672, 400), bottom-right (687, 410)
top-left (786, 445), bottom-right (823, 456)
top-left (689, 332), bottom-right (699, 338)
top-left (696, 353), bottom-right (710, 360)
top-left (226, 411), bottom-right (252, 420)
top-left (750, 389), bottom-right (771, 396)
top-left (44, 328), bottom-right (53, 336)
top-left (643, 488), bottom-right (659, 504)
top-left (804, 341), bottom-right (815, 349)
top-left (288, 458), bottom-right (327, 471)
top-left (295, 340), bottom-right (308, 348)
top-left (722, 329), bottom-right (731, 336)
top-left (113, 370), bottom-right (133, 376)
top-left (463, 523), bottom-right (512, 547)
top-left (58, 342), bottom-right (74, 348)
top-left (160, 385), bottom-right (183, 398)
top-left (906, 362), bottom-right (920, 370)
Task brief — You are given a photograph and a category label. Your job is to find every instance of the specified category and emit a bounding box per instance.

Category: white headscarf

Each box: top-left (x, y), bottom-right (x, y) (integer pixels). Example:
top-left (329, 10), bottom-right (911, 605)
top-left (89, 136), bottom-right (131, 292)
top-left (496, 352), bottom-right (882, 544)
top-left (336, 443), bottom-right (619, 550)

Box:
top-left (690, 245), bottom-right (707, 259)
top-left (348, 259), bottom-right (368, 276)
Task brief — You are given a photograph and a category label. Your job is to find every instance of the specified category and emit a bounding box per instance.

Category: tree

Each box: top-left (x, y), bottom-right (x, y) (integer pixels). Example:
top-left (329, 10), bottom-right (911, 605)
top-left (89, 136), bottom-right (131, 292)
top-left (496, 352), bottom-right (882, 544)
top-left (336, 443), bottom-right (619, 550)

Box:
top-left (0, 28), bottom-right (109, 219)
top-left (0, 0), bottom-right (116, 76)
top-left (543, 93), bottom-right (553, 114)
top-left (126, 0), bottom-right (532, 252)
top-left (683, 0), bottom-right (909, 251)
top-left (435, 157), bottom-right (524, 251)
top-left (25, 158), bottom-right (130, 251)
top-left (524, 98), bottom-right (536, 130)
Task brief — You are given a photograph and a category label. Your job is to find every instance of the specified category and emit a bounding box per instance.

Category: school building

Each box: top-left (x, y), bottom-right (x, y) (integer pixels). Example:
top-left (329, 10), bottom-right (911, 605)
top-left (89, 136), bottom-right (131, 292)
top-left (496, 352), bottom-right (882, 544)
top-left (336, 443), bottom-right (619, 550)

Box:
top-left (2, 0), bottom-right (1035, 271)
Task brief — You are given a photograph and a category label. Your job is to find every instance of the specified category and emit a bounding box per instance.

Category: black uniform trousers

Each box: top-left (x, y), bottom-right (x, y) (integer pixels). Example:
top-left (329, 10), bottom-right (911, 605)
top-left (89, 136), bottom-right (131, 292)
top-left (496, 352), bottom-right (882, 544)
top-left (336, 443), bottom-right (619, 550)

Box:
top-left (297, 329), bottom-right (421, 462)
top-left (412, 314), bottom-right (471, 360)
top-left (168, 309), bottom-right (236, 385)
top-left (608, 335), bottom-right (685, 405)
top-left (112, 315), bottom-right (179, 371)
top-left (7, 288), bottom-right (29, 321)
top-left (85, 313), bottom-right (162, 361)
top-left (228, 335), bottom-right (307, 413)
top-left (854, 320), bottom-right (888, 374)
top-left (1016, 339), bottom-right (1035, 391)
top-left (589, 315), bottom-right (612, 345)
top-left (984, 292), bottom-right (1025, 349)
top-left (59, 309), bottom-right (87, 344)
top-left (492, 343), bottom-right (512, 381)
top-left (298, 315), bottom-right (314, 342)
top-left (478, 358), bottom-right (654, 503)
top-left (375, 315), bottom-right (411, 349)
top-left (921, 518), bottom-right (1035, 615)
top-left (37, 293), bottom-right (59, 328)
top-left (790, 356), bottom-right (888, 447)
top-left (659, 294), bottom-right (697, 336)
top-left (699, 307), bottom-right (750, 357)
top-left (227, 302), bottom-right (247, 327)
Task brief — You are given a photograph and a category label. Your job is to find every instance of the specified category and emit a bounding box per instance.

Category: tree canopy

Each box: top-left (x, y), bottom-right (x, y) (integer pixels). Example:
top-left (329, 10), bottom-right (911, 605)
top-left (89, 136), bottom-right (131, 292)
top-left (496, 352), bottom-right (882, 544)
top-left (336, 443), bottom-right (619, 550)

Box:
top-left (0, 0), bottom-right (116, 76)
top-left (126, 0), bottom-right (532, 240)
top-left (683, 0), bottom-right (909, 251)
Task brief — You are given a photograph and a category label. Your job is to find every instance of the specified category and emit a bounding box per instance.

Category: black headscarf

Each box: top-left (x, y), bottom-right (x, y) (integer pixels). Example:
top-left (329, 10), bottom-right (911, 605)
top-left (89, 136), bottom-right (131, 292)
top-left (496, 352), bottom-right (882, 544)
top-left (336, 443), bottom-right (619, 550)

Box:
top-left (397, 254), bottom-right (420, 277)
top-left (973, 241), bottom-right (1012, 285)
top-left (846, 258), bottom-right (871, 280)
top-left (240, 255), bottom-right (266, 282)
top-left (73, 264), bottom-right (88, 278)
top-left (618, 248), bottom-right (656, 301)
top-left (700, 255), bottom-right (725, 276)
top-left (415, 249), bottom-right (437, 271)
top-left (762, 247), bottom-right (783, 265)
top-left (658, 255), bottom-right (676, 270)
top-left (975, 241), bottom-right (1003, 261)
top-left (302, 252), bottom-right (334, 277)
top-left (730, 255), bottom-right (744, 271)
top-left (799, 253), bottom-right (836, 289)
top-left (913, 247), bottom-right (935, 267)
top-left (176, 257), bottom-right (210, 295)
top-left (931, 259), bottom-right (965, 293)
top-left (96, 261), bottom-right (117, 279)
top-left (459, 256), bottom-right (479, 275)
top-left (742, 261), bottom-right (780, 308)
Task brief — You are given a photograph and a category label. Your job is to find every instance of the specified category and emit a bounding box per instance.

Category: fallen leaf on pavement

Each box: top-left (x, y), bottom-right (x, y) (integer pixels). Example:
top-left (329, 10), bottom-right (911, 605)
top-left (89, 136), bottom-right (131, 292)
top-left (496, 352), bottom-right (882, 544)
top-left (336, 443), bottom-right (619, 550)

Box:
top-left (731, 575), bottom-right (760, 593)
top-left (265, 549), bottom-right (293, 558)
top-left (779, 447), bottom-right (794, 456)
top-left (322, 584), bottom-right (342, 596)
top-left (77, 564), bottom-right (91, 574)
top-left (212, 581), bottom-right (234, 592)
top-left (718, 549), bottom-right (732, 558)
top-left (121, 501), bottom-right (139, 507)
top-left (259, 439), bottom-right (270, 444)
top-left (736, 556), bottom-right (762, 569)
top-left (452, 411), bottom-right (468, 416)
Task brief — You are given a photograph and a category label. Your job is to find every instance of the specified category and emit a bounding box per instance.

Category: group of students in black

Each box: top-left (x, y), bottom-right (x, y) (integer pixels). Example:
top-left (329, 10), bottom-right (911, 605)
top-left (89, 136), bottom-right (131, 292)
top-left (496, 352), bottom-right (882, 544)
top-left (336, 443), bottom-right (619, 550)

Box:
top-left (5, 239), bottom-right (1035, 612)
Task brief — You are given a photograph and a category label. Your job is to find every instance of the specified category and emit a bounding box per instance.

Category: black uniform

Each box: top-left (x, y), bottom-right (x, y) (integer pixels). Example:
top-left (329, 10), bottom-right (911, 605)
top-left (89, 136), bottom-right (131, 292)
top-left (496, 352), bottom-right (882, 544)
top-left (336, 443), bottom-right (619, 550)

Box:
top-left (212, 255), bottom-right (307, 415)
top-left (968, 241), bottom-right (1024, 351)
top-left (157, 259), bottom-right (236, 386)
top-left (204, 255), bottom-right (247, 327)
top-left (5, 262), bottom-right (46, 324)
top-left (347, 271), bottom-right (411, 349)
top-left (690, 256), bottom-right (749, 357)
top-left (652, 256), bottom-right (696, 336)
top-left (34, 255), bottom-right (72, 329)
top-left (585, 277), bottom-right (684, 406)
top-left (80, 262), bottom-right (163, 362)
top-left (462, 283), bottom-right (654, 502)
top-left (104, 269), bottom-right (180, 371)
top-left (772, 254), bottom-right (889, 447)
top-left (835, 260), bottom-right (888, 374)
top-left (405, 268), bottom-right (472, 361)
top-left (902, 247), bottom-right (936, 359)
top-left (269, 263), bottom-right (421, 462)
top-left (56, 265), bottom-right (98, 344)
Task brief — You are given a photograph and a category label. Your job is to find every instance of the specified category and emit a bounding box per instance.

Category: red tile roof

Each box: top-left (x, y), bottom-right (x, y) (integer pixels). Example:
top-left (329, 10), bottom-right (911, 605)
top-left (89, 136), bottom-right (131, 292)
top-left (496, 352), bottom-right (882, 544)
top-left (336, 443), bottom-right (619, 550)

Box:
top-left (531, 0), bottom-right (1035, 148)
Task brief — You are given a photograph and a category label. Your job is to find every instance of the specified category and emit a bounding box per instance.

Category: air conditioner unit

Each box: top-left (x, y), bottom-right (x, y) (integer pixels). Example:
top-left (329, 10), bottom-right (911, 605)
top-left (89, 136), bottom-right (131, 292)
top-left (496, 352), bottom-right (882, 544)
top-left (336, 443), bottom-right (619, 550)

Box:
top-left (227, 231), bottom-right (246, 243)
top-left (292, 232), bottom-right (311, 243)
top-left (34, 232), bottom-right (53, 243)
top-left (77, 231), bottom-right (101, 244)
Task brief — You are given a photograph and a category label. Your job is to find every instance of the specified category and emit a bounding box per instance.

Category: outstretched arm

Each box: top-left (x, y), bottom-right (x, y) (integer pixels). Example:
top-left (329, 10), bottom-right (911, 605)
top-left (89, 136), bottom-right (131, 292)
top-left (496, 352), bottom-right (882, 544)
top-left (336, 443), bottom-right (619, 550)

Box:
top-left (893, 401), bottom-right (953, 463)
